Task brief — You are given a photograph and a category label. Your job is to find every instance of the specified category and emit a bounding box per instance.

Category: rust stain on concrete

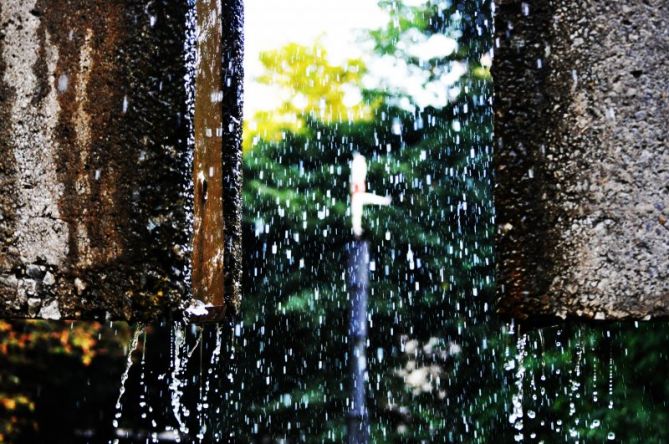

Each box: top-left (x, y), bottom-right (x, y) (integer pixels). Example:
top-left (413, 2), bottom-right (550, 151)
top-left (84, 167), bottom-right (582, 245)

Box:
top-left (0, 1), bottom-right (243, 321)
top-left (1, 1), bottom-right (192, 320)
top-left (192, 0), bottom-right (226, 309)
top-left (35, 0), bottom-right (127, 269)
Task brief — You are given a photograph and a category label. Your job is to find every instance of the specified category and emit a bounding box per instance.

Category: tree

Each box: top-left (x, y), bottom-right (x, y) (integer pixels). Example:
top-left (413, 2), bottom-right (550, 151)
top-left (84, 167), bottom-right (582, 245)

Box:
top-left (244, 43), bottom-right (376, 151)
top-left (234, 2), bottom-right (669, 443)
top-left (235, 1), bottom-right (501, 441)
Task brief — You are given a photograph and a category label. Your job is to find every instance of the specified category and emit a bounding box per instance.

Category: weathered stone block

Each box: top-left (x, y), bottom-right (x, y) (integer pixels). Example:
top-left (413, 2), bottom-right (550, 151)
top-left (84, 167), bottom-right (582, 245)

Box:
top-left (0, 0), bottom-right (243, 321)
top-left (494, 0), bottom-right (669, 319)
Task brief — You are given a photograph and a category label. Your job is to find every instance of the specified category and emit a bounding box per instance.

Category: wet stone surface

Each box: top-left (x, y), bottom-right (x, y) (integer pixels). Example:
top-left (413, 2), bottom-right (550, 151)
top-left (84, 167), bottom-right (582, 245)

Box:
top-left (0, 1), bottom-right (193, 320)
top-left (494, 0), bottom-right (669, 320)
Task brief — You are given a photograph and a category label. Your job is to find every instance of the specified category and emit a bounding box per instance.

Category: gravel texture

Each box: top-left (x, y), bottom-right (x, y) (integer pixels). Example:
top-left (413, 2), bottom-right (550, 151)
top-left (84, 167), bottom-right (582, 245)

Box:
top-left (494, 0), bottom-right (669, 320)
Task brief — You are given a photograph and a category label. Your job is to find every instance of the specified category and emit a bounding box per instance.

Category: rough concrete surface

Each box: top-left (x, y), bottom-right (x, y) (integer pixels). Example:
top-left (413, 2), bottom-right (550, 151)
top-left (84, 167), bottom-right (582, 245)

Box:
top-left (494, 0), bottom-right (669, 319)
top-left (0, 1), bottom-right (193, 321)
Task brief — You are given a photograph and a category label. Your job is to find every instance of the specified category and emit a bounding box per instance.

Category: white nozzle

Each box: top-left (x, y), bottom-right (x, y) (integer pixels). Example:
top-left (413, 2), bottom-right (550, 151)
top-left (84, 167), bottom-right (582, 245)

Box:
top-left (350, 154), bottom-right (391, 237)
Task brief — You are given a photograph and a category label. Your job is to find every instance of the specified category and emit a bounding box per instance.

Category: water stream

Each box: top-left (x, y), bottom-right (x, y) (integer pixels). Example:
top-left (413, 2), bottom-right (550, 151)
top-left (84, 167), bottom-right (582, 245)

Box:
top-left (96, 0), bottom-right (669, 440)
top-left (113, 325), bottom-right (144, 431)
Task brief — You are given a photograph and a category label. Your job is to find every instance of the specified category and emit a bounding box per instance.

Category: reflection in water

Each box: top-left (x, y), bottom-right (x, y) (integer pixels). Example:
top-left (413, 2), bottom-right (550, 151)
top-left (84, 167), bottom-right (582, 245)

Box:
top-left (0, 1), bottom-right (667, 443)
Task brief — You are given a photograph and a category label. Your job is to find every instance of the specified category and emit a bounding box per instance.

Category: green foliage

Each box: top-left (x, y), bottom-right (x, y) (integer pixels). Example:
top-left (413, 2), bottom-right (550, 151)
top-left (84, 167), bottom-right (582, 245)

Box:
top-left (235, 0), bottom-right (500, 441)
top-left (234, 1), bottom-right (669, 443)
top-left (502, 323), bottom-right (669, 443)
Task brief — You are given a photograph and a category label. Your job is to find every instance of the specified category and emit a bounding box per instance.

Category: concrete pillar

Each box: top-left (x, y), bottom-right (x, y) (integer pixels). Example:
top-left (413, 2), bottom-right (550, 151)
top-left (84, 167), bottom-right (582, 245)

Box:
top-left (493, 0), bottom-right (669, 320)
top-left (0, 0), bottom-right (243, 321)
top-left (191, 0), bottom-right (244, 321)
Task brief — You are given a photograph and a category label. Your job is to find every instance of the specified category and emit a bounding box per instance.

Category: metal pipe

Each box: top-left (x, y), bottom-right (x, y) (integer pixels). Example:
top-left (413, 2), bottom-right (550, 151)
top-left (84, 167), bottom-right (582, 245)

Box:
top-left (347, 239), bottom-right (370, 444)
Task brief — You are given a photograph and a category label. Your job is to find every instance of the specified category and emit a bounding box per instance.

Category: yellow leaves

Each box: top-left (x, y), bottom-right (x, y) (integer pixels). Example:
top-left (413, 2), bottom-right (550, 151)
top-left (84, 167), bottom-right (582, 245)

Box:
top-left (69, 326), bottom-right (97, 366)
top-left (245, 42), bottom-right (378, 152)
top-left (1, 399), bottom-right (15, 411)
top-left (0, 322), bottom-right (129, 440)
top-left (472, 66), bottom-right (491, 80)
top-left (0, 393), bottom-right (36, 442)
top-left (0, 321), bottom-right (99, 365)
top-left (0, 395), bottom-right (33, 412)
